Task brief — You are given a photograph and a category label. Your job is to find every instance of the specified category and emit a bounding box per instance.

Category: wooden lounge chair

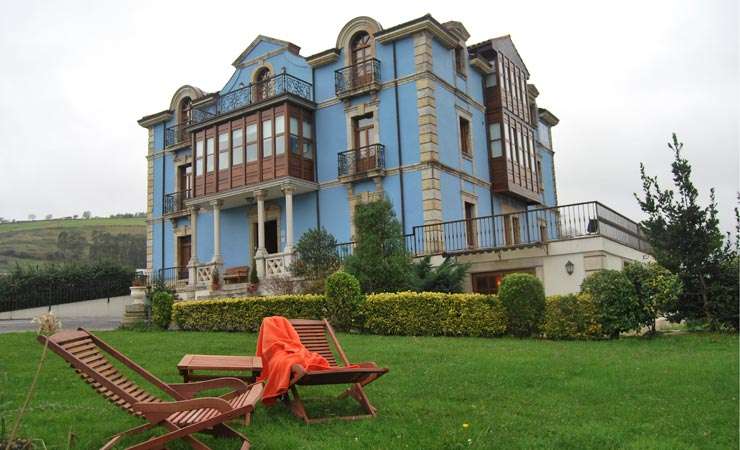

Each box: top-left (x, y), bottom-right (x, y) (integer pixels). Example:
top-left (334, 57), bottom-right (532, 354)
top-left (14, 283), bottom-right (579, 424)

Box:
top-left (39, 328), bottom-right (263, 450)
top-left (284, 319), bottom-right (389, 423)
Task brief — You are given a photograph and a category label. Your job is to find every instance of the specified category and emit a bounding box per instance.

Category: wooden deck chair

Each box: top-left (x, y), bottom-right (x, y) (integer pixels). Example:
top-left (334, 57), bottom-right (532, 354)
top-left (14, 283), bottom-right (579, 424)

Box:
top-left (39, 328), bottom-right (263, 450)
top-left (284, 319), bottom-right (389, 423)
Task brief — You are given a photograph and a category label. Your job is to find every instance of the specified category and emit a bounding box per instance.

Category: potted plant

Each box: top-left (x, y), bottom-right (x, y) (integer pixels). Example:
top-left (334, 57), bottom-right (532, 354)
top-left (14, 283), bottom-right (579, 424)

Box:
top-left (210, 268), bottom-right (221, 291)
top-left (247, 258), bottom-right (259, 294)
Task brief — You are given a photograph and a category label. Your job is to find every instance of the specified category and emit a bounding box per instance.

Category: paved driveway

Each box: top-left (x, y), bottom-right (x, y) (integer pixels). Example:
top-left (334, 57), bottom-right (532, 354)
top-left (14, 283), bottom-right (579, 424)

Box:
top-left (0, 317), bottom-right (121, 333)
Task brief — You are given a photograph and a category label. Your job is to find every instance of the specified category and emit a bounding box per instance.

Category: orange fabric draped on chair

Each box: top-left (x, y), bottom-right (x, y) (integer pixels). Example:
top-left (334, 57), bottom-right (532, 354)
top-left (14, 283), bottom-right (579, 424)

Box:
top-left (255, 316), bottom-right (331, 404)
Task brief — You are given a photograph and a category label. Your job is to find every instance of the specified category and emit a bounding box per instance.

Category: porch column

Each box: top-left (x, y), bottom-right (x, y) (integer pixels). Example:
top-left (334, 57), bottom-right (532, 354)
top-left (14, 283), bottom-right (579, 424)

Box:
top-left (187, 206), bottom-right (200, 287)
top-left (254, 190), bottom-right (266, 278)
top-left (282, 184), bottom-right (295, 254)
top-left (210, 200), bottom-right (223, 264)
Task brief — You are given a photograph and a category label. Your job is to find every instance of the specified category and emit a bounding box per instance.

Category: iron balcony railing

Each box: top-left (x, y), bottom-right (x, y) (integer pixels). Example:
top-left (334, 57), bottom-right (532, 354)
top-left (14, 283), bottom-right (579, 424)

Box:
top-left (189, 71), bottom-right (314, 126)
top-left (149, 266), bottom-right (188, 290)
top-left (335, 58), bottom-right (381, 96)
top-left (164, 122), bottom-right (191, 147)
top-left (408, 201), bottom-right (651, 256)
top-left (163, 189), bottom-right (192, 215)
top-left (338, 144), bottom-right (385, 178)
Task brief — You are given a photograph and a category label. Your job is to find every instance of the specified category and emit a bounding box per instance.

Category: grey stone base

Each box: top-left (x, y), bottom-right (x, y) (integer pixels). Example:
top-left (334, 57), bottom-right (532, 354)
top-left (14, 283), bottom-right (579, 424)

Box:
top-left (122, 303), bottom-right (149, 327)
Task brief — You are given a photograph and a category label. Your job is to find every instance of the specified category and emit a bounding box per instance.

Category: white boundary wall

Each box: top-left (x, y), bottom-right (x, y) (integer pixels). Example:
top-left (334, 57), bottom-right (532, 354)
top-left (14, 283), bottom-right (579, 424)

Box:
top-left (0, 295), bottom-right (134, 320)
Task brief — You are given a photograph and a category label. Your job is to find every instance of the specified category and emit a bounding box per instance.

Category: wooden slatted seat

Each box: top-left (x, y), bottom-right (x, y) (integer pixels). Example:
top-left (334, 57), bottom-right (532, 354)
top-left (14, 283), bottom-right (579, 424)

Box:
top-left (284, 319), bottom-right (389, 423)
top-left (40, 328), bottom-right (263, 450)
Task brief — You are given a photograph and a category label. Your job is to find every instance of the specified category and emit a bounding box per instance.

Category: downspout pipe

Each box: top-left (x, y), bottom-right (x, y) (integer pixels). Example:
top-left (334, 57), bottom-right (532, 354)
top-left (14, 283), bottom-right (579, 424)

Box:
top-left (312, 66), bottom-right (321, 229)
top-left (392, 41), bottom-right (406, 234)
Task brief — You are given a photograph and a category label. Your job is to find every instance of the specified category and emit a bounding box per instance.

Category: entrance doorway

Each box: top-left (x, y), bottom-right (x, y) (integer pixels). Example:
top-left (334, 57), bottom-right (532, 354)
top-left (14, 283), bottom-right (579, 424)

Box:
top-left (252, 220), bottom-right (279, 255)
top-left (177, 235), bottom-right (191, 280)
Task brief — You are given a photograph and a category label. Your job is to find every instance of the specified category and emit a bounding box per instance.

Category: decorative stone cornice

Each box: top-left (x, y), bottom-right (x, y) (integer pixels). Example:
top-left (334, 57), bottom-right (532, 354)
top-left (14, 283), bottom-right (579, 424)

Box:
top-left (137, 110), bottom-right (172, 128)
top-left (470, 57), bottom-right (493, 75)
top-left (538, 108), bottom-right (560, 126)
top-left (306, 48), bottom-right (340, 67)
top-left (375, 14), bottom-right (458, 49)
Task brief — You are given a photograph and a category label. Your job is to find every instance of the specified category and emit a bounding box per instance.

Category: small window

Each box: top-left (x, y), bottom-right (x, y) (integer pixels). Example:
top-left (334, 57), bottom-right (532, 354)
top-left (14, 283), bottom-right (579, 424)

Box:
top-left (303, 119), bottom-right (313, 159)
top-left (206, 137), bottom-right (215, 173)
top-left (536, 159), bottom-right (544, 191)
top-left (459, 117), bottom-right (471, 157)
top-left (218, 132), bottom-right (229, 170)
top-left (195, 139), bottom-right (204, 175)
top-left (246, 124), bottom-right (258, 162)
top-left (275, 115), bottom-right (285, 155)
top-left (262, 119), bottom-right (272, 158)
top-left (454, 47), bottom-right (466, 76)
top-left (289, 117), bottom-right (300, 155)
top-left (231, 128), bottom-right (243, 165)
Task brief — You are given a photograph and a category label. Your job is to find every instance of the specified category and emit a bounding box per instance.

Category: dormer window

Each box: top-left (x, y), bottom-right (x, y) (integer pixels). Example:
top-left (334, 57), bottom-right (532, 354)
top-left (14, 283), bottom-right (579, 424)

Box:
top-left (351, 31), bottom-right (372, 85)
top-left (254, 67), bottom-right (271, 101)
top-left (178, 97), bottom-right (192, 126)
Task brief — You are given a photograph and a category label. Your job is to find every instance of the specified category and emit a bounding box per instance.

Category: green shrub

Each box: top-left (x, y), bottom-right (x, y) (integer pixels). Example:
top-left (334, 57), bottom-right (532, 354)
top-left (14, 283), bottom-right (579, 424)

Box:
top-left (498, 273), bottom-right (546, 337)
top-left (291, 227), bottom-right (340, 283)
top-left (362, 291), bottom-right (506, 337)
top-left (623, 262), bottom-right (683, 332)
top-left (324, 271), bottom-right (363, 331)
top-left (249, 257), bottom-right (259, 284)
top-left (151, 290), bottom-right (174, 329)
top-left (581, 270), bottom-right (640, 338)
top-left (542, 293), bottom-right (603, 339)
top-left (413, 256), bottom-right (470, 293)
top-left (172, 294), bottom-right (327, 331)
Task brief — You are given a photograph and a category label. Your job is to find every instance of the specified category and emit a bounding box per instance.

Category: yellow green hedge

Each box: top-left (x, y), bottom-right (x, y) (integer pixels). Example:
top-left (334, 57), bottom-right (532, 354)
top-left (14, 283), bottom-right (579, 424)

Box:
top-left (172, 295), bottom-right (327, 331)
top-left (361, 291), bottom-right (506, 337)
top-left (542, 293), bottom-right (603, 339)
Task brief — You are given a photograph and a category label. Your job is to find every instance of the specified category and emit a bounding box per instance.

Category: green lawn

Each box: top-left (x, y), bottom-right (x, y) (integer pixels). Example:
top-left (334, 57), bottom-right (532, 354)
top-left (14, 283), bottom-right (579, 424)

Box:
top-left (0, 331), bottom-right (737, 449)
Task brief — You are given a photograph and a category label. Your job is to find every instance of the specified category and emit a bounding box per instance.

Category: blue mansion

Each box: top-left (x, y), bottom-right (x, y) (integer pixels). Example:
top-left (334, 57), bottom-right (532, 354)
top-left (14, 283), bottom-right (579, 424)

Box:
top-left (138, 15), bottom-right (650, 296)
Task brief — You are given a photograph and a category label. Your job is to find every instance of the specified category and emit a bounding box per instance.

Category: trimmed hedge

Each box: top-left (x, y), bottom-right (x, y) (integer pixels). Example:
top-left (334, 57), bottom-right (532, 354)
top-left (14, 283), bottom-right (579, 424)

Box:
top-left (361, 291), bottom-right (506, 337)
top-left (151, 290), bottom-right (174, 329)
top-left (325, 271), bottom-right (362, 331)
top-left (542, 293), bottom-right (603, 339)
top-left (498, 273), bottom-right (546, 337)
top-left (173, 295), bottom-right (327, 331)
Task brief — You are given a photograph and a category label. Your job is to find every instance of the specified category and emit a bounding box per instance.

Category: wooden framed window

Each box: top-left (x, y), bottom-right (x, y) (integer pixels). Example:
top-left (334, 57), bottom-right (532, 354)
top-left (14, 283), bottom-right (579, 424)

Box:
top-left (536, 159), bottom-right (544, 192)
top-left (289, 117), bottom-right (300, 155)
top-left (231, 128), bottom-right (243, 165)
top-left (454, 46), bottom-right (466, 76)
top-left (275, 114), bottom-right (285, 155)
top-left (205, 137), bottom-right (215, 173)
top-left (459, 116), bottom-right (471, 157)
top-left (489, 123), bottom-right (502, 157)
top-left (246, 123), bottom-right (258, 162)
top-left (472, 268), bottom-right (536, 294)
top-left (195, 139), bottom-right (204, 176)
top-left (511, 215), bottom-right (521, 244)
top-left (262, 118), bottom-right (273, 158)
top-left (254, 68), bottom-right (271, 101)
top-left (350, 31), bottom-right (372, 86)
top-left (302, 118), bottom-right (313, 159)
top-left (464, 201), bottom-right (476, 248)
top-left (218, 131), bottom-right (229, 170)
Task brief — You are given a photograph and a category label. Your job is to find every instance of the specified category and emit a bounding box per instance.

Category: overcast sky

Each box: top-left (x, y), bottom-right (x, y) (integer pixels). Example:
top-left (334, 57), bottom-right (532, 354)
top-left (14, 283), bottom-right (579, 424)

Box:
top-left (0, 0), bottom-right (737, 231)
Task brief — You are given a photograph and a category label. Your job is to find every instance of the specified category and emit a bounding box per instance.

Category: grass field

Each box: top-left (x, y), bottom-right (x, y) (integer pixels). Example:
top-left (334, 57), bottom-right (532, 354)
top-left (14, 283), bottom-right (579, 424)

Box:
top-left (0, 331), bottom-right (737, 449)
top-left (0, 217), bottom-right (145, 271)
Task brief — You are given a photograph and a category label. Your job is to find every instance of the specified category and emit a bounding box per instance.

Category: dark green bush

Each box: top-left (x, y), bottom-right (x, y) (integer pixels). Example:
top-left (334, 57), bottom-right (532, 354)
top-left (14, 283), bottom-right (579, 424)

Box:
top-left (498, 273), bottom-right (546, 337)
top-left (581, 270), bottom-right (640, 338)
top-left (324, 271), bottom-right (363, 331)
top-left (542, 293), bottom-right (603, 339)
top-left (623, 262), bottom-right (683, 332)
top-left (172, 295), bottom-right (327, 331)
top-left (151, 290), bottom-right (174, 329)
top-left (292, 227), bottom-right (340, 285)
top-left (413, 256), bottom-right (470, 293)
top-left (361, 292), bottom-right (506, 337)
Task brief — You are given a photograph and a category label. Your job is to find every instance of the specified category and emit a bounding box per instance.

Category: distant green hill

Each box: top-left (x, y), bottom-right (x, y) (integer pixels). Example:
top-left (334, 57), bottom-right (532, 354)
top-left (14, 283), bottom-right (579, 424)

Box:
top-left (0, 217), bottom-right (146, 272)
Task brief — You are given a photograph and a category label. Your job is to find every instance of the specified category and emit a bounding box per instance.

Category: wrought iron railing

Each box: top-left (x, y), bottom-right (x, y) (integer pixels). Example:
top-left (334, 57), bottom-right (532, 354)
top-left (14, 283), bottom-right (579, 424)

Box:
top-left (335, 58), bottom-right (381, 96)
top-left (189, 71), bottom-right (313, 126)
top-left (408, 202), bottom-right (651, 256)
top-left (335, 241), bottom-right (355, 260)
top-left (163, 189), bottom-right (191, 215)
top-left (338, 144), bottom-right (385, 178)
top-left (149, 266), bottom-right (188, 290)
top-left (164, 123), bottom-right (191, 147)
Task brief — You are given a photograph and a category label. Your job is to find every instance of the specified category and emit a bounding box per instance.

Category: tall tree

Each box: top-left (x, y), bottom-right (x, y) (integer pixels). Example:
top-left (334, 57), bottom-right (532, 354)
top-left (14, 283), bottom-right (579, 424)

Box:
top-left (344, 199), bottom-right (416, 293)
top-left (635, 133), bottom-right (737, 328)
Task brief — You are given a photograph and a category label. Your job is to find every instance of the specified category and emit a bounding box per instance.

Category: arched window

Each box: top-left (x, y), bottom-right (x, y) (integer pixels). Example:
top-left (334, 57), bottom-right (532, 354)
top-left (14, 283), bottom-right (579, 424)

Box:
top-left (350, 31), bottom-right (372, 86)
top-left (254, 67), bottom-right (272, 101)
top-left (179, 97), bottom-right (192, 126)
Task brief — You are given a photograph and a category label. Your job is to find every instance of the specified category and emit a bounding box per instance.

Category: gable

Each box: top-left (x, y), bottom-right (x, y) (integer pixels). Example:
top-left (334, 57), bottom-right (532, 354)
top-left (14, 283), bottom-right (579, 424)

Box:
top-left (490, 36), bottom-right (529, 76)
top-left (231, 35), bottom-right (299, 67)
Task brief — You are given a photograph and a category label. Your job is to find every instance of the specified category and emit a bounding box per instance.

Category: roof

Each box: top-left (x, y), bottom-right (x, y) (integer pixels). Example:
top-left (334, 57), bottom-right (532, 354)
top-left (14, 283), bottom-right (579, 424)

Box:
top-left (468, 35), bottom-right (530, 76)
top-left (538, 108), bottom-right (559, 126)
top-left (231, 35), bottom-right (301, 68)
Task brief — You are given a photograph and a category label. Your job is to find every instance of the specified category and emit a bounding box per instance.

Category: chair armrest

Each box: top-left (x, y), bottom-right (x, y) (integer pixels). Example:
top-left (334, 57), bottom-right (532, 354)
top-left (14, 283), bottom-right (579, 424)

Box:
top-left (169, 377), bottom-right (250, 399)
top-left (133, 397), bottom-right (232, 422)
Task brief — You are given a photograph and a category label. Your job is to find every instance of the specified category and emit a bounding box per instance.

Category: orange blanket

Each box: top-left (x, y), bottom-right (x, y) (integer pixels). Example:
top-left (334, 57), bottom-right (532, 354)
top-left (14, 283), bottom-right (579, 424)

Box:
top-left (256, 316), bottom-right (331, 404)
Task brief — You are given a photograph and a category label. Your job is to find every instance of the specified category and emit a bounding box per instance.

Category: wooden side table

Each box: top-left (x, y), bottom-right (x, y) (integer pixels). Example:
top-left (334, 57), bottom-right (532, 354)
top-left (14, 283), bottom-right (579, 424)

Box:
top-left (177, 354), bottom-right (262, 383)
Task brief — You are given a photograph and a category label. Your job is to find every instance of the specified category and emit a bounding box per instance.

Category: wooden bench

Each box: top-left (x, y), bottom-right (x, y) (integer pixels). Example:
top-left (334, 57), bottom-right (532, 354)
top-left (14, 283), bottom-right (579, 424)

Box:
top-left (223, 266), bottom-right (249, 284)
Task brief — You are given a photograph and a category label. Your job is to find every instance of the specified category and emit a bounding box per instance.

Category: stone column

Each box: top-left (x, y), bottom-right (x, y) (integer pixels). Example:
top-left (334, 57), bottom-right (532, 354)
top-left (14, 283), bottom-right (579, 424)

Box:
top-left (210, 200), bottom-right (223, 264)
top-left (254, 190), bottom-right (266, 278)
top-left (283, 185), bottom-right (295, 254)
top-left (188, 206), bottom-right (200, 287)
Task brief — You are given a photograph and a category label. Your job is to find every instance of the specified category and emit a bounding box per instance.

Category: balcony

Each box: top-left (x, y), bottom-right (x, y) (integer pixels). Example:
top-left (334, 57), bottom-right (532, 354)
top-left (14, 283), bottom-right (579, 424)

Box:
top-left (163, 189), bottom-right (192, 215)
top-left (189, 71), bottom-right (314, 127)
top-left (334, 59), bottom-right (381, 98)
top-left (337, 144), bottom-right (385, 180)
top-left (405, 202), bottom-right (651, 257)
top-left (164, 123), bottom-right (191, 148)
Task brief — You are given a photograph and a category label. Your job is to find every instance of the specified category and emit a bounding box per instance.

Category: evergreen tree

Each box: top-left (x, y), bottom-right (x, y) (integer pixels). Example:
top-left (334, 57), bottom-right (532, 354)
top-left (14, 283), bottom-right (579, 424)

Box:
top-left (344, 199), bottom-right (416, 293)
top-left (635, 134), bottom-right (737, 328)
